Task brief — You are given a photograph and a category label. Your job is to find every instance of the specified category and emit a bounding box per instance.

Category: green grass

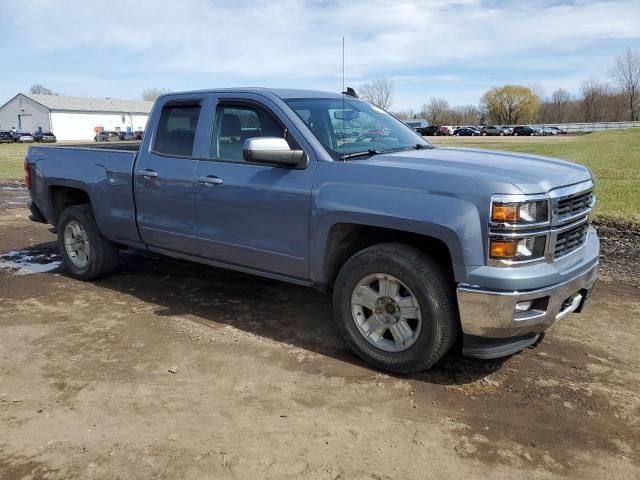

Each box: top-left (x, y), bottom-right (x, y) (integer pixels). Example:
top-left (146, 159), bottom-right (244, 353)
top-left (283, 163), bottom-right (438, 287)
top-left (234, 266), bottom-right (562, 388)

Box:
top-left (432, 129), bottom-right (640, 224)
top-left (2, 130), bottom-right (639, 223)
top-left (0, 142), bottom-right (29, 180)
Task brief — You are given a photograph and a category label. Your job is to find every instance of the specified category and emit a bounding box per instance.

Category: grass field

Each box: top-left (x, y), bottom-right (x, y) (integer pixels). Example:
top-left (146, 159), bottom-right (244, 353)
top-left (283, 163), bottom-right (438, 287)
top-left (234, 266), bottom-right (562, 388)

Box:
top-left (434, 129), bottom-right (640, 224)
top-left (1, 130), bottom-right (639, 223)
top-left (0, 142), bottom-right (29, 180)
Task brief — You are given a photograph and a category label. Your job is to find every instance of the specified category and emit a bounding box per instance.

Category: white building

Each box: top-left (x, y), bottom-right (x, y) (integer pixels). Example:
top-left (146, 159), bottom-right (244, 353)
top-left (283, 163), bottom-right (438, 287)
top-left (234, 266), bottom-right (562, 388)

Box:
top-left (0, 93), bottom-right (153, 141)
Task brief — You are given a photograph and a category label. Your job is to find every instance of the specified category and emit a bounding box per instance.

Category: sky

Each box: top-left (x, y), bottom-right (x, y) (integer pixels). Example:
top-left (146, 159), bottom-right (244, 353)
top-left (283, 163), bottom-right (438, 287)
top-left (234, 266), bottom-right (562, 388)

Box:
top-left (1, 0), bottom-right (639, 111)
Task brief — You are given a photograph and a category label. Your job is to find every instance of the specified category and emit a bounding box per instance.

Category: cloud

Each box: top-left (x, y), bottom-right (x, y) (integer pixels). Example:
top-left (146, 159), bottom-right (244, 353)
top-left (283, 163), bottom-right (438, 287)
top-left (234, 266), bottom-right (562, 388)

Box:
top-left (1, 0), bottom-right (639, 108)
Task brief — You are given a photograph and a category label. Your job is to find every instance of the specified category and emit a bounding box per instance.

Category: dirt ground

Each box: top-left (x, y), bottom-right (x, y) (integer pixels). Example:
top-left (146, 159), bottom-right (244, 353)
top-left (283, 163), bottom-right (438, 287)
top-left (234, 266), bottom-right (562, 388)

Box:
top-left (1, 183), bottom-right (639, 480)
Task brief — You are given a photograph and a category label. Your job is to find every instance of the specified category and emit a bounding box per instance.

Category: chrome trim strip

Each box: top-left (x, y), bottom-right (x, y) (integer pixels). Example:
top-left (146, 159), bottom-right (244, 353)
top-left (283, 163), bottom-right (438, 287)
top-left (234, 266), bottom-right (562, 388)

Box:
top-left (548, 179), bottom-right (594, 199)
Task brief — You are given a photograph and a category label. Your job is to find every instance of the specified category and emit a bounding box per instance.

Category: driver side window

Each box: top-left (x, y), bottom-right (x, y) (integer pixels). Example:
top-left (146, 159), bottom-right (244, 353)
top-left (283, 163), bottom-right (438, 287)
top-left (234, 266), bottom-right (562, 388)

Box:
top-left (211, 104), bottom-right (285, 162)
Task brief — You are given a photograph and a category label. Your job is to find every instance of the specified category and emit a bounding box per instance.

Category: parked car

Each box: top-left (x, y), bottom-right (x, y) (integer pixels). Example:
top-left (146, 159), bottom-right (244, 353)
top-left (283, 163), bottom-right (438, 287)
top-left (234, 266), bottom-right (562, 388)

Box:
top-left (94, 131), bottom-right (120, 142)
top-left (436, 126), bottom-right (450, 136)
top-left (14, 132), bottom-right (35, 143)
top-left (480, 126), bottom-right (507, 136)
top-left (0, 131), bottom-right (12, 143)
top-left (453, 127), bottom-right (480, 136)
top-left (119, 131), bottom-right (137, 141)
top-left (134, 130), bottom-right (144, 140)
top-left (25, 87), bottom-right (599, 374)
top-left (33, 131), bottom-right (57, 143)
top-left (501, 126), bottom-right (513, 135)
top-left (512, 126), bottom-right (537, 136)
top-left (418, 125), bottom-right (439, 136)
top-left (542, 127), bottom-right (557, 136)
top-left (549, 126), bottom-right (568, 135)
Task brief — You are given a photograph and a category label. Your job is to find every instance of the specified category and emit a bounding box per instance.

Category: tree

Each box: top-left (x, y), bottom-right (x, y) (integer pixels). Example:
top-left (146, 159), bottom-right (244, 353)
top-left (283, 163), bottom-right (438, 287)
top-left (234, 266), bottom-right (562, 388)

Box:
top-left (29, 84), bottom-right (58, 96)
top-left (610, 48), bottom-right (640, 121)
top-left (480, 85), bottom-right (539, 125)
top-left (422, 98), bottom-right (450, 125)
top-left (142, 88), bottom-right (171, 101)
top-left (581, 79), bottom-right (609, 122)
top-left (549, 88), bottom-right (572, 123)
top-left (358, 77), bottom-right (394, 110)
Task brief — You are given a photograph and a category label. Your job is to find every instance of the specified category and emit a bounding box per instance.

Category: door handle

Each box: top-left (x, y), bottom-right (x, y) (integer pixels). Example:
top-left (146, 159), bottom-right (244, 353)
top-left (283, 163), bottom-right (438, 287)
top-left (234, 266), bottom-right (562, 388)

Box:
top-left (136, 170), bottom-right (158, 178)
top-left (198, 176), bottom-right (223, 186)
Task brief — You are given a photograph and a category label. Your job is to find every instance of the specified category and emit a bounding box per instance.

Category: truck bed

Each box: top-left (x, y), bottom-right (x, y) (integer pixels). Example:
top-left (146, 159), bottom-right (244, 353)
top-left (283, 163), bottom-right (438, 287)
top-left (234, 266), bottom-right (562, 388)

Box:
top-left (27, 143), bottom-right (143, 247)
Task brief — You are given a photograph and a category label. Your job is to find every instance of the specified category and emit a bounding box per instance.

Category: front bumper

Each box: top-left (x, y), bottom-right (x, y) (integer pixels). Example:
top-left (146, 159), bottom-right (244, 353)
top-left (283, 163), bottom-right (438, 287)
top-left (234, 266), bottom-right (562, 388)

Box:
top-left (456, 261), bottom-right (598, 339)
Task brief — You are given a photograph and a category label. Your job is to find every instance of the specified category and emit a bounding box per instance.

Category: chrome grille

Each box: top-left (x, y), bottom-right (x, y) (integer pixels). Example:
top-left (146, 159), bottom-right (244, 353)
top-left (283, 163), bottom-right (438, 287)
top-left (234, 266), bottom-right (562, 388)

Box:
top-left (554, 222), bottom-right (589, 259)
top-left (556, 191), bottom-right (594, 222)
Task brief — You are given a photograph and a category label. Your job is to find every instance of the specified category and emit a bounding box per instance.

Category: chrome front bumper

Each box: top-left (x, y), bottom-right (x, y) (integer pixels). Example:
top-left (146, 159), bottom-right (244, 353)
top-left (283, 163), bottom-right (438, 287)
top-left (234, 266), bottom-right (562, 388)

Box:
top-left (456, 263), bottom-right (598, 339)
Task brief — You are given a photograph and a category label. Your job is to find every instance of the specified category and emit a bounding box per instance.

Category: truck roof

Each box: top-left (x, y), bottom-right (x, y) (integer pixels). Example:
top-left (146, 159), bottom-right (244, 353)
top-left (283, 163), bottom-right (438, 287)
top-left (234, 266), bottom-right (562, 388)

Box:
top-left (158, 87), bottom-right (347, 101)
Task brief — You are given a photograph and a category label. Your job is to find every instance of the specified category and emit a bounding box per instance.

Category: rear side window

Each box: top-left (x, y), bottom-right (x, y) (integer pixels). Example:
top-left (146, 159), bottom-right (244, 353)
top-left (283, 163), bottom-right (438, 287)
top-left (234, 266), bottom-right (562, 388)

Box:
top-left (153, 104), bottom-right (202, 157)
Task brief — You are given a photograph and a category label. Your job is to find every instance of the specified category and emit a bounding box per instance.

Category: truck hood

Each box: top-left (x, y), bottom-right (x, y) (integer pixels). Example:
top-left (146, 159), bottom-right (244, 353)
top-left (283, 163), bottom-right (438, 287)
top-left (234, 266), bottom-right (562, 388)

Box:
top-left (362, 147), bottom-right (592, 194)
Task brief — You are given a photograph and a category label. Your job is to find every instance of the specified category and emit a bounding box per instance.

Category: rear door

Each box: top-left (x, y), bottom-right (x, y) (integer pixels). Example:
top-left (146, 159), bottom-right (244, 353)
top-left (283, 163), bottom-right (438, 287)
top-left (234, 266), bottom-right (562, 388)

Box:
top-left (134, 96), bottom-right (208, 255)
top-left (192, 94), bottom-right (316, 280)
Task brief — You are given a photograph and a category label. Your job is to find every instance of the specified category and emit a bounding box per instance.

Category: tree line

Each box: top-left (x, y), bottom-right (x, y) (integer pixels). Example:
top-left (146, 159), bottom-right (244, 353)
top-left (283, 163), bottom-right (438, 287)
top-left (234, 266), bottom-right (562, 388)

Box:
top-left (391, 48), bottom-right (640, 125)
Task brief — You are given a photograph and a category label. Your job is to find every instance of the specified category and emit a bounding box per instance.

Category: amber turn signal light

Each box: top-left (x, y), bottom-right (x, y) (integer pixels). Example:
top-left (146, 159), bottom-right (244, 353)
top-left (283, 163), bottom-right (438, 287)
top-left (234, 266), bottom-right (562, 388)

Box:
top-left (491, 203), bottom-right (519, 222)
top-left (490, 239), bottom-right (516, 258)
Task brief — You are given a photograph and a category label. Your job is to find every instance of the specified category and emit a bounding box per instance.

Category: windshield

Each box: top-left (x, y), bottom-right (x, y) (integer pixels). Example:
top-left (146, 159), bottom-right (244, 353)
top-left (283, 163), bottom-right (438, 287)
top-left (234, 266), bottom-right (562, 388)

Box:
top-left (284, 97), bottom-right (431, 160)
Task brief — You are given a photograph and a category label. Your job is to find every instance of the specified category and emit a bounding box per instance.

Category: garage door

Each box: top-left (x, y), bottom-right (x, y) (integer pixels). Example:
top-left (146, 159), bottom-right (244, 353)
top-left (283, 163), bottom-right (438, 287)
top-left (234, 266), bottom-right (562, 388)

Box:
top-left (18, 114), bottom-right (33, 132)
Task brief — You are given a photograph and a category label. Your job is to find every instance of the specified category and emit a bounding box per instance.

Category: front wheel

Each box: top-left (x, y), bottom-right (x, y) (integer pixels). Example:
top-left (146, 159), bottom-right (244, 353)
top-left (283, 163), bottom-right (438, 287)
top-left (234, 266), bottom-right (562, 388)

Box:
top-left (57, 205), bottom-right (119, 280)
top-left (333, 244), bottom-right (457, 373)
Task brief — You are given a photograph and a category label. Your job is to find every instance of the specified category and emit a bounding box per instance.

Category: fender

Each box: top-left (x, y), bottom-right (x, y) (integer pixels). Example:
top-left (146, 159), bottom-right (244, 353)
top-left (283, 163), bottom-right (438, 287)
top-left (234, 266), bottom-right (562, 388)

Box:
top-left (310, 182), bottom-right (484, 285)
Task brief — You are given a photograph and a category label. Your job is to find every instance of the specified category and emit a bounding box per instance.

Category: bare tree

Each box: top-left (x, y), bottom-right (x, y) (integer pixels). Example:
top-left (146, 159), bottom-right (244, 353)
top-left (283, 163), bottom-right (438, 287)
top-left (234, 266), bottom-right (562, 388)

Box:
top-left (422, 98), bottom-right (450, 125)
top-left (29, 84), bottom-right (58, 95)
top-left (358, 77), bottom-right (394, 110)
top-left (142, 88), bottom-right (171, 102)
top-left (610, 48), bottom-right (640, 120)
top-left (549, 88), bottom-right (572, 123)
top-left (581, 79), bottom-right (609, 122)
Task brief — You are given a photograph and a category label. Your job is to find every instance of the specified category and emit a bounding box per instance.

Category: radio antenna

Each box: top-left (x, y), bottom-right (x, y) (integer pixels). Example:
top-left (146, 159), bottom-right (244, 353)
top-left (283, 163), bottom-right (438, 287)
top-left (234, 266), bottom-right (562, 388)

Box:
top-left (342, 36), bottom-right (345, 161)
top-left (342, 36), bottom-right (345, 93)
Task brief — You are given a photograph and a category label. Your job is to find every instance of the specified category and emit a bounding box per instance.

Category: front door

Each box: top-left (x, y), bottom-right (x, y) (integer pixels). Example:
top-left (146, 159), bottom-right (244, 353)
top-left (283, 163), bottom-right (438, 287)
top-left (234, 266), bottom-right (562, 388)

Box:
top-left (193, 96), bottom-right (316, 280)
top-left (134, 98), bottom-right (205, 255)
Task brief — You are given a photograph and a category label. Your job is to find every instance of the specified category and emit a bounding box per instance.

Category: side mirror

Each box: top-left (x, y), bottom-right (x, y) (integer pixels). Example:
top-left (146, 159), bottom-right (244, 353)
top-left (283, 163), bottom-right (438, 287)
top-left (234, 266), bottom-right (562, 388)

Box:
top-left (242, 137), bottom-right (307, 168)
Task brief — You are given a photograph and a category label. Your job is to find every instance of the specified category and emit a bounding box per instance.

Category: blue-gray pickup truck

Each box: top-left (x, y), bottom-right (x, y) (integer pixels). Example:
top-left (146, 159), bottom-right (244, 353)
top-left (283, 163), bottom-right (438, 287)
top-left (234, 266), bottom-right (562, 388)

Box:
top-left (25, 88), bottom-right (599, 373)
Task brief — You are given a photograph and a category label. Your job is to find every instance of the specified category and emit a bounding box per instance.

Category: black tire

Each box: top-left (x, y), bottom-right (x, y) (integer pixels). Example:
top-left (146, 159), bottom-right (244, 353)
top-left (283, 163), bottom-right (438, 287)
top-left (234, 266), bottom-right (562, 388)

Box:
top-left (57, 204), bottom-right (119, 280)
top-left (332, 243), bottom-right (457, 374)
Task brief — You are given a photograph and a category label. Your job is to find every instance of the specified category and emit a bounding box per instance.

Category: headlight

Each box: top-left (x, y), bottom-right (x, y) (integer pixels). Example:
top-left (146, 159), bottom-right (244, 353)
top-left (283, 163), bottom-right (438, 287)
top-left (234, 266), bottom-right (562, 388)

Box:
top-left (491, 198), bottom-right (549, 225)
top-left (489, 236), bottom-right (547, 262)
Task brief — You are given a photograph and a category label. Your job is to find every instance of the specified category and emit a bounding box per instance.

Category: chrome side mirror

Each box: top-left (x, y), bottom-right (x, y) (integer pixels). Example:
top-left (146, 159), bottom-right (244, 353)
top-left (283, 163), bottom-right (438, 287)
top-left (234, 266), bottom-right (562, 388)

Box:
top-left (242, 137), bottom-right (307, 168)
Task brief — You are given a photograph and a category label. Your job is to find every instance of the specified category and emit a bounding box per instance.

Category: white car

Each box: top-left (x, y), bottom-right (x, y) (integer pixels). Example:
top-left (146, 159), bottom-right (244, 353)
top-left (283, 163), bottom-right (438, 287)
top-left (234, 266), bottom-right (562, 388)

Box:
top-left (16, 132), bottom-right (35, 143)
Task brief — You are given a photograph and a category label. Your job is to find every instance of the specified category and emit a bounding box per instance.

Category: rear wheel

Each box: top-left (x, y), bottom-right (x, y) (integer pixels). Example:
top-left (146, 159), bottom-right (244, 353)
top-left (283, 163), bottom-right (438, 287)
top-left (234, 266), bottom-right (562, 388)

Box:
top-left (57, 205), bottom-right (119, 280)
top-left (333, 244), bottom-right (457, 374)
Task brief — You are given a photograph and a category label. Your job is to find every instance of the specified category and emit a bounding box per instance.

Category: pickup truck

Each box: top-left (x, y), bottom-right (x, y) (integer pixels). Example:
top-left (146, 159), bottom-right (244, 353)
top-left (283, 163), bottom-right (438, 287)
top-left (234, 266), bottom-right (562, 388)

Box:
top-left (25, 88), bottom-right (599, 373)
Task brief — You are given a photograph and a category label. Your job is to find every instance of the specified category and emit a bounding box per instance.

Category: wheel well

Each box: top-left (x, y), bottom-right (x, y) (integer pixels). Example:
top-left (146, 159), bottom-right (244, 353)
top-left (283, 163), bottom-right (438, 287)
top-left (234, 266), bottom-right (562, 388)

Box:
top-left (324, 223), bottom-right (454, 292)
top-left (49, 186), bottom-right (91, 226)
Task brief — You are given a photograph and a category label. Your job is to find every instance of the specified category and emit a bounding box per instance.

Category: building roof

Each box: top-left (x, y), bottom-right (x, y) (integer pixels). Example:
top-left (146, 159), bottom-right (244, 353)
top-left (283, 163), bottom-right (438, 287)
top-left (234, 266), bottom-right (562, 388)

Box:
top-left (22, 93), bottom-right (153, 114)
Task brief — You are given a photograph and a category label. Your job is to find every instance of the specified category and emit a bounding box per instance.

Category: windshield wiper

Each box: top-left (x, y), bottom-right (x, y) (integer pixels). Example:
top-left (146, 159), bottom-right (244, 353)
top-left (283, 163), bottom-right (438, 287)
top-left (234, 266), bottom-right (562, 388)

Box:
top-left (341, 149), bottom-right (382, 160)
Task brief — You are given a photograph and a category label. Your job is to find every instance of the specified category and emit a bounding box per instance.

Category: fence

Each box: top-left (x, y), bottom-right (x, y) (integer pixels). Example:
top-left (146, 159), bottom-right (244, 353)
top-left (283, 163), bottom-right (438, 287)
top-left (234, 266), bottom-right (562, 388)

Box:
top-left (543, 121), bottom-right (640, 133)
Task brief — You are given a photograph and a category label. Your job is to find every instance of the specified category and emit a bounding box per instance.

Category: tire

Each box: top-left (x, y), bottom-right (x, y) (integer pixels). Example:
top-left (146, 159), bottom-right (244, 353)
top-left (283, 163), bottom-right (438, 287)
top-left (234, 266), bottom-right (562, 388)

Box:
top-left (332, 243), bottom-right (457, 374)
top-left (499, 132), bottom-right (504, 136)
top-left (481, 132), bottom-right (487, 136)
top-left (57, 204), bottom-right (119, 281)
top-left (514, 132), bottom-right (519, 136)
